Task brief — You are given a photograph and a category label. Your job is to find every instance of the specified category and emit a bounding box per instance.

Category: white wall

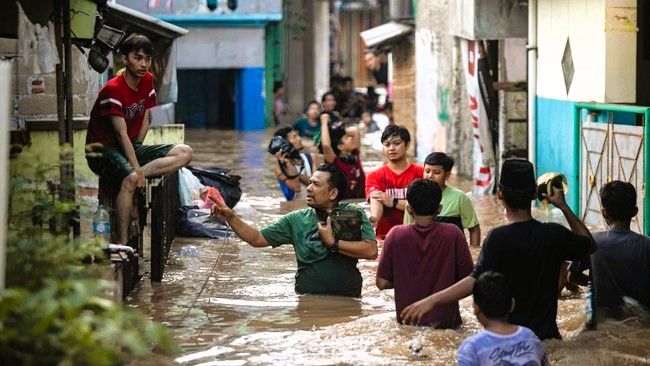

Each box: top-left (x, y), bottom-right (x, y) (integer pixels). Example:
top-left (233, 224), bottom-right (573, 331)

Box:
top-left (312, 1), bottom-right (330, 100)
top-left (176, 27), bottom-right (265, 69)
top-left (415, 28), bottom-right (444, 161)
top-left (537, 0), bottom-right (636, 103)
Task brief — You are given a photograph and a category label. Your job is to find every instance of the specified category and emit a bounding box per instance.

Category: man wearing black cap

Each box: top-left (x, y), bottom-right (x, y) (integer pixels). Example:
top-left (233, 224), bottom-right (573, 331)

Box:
top-left (400, 159), bottom-right (596, 340)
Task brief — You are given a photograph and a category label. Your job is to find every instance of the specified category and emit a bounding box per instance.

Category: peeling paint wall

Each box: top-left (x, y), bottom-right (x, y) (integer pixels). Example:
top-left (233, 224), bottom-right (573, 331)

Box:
top-left (416, 0), bottom-right (473, 177)
top-left (0, 38), bottom-right (99, 129)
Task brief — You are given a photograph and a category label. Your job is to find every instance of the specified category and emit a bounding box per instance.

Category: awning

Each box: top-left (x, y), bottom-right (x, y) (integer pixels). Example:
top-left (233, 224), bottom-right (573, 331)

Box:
top-left (0, 1), bottom-right (187, 41)
top-left (360, 21), bottom-right (413, 49)
top-left (104, 2), bottom-right (188, 40)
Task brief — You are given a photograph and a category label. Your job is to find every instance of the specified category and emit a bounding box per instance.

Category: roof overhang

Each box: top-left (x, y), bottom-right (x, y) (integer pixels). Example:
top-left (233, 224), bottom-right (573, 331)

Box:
top-left (360, 21), bottom-right (413, 49)
top-left (0, 1), bottom-right (187, 41)
top-left (156, 13), bottom-right (282, 29)
top-left (104, 2), bottom-right (188, 40)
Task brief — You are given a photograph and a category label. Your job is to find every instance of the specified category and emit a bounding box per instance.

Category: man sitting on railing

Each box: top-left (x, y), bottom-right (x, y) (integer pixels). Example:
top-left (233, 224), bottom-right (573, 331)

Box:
top-left (85, 34), bottom-right (192, 245)
top-left (211, 164), bottom-right (378, 297)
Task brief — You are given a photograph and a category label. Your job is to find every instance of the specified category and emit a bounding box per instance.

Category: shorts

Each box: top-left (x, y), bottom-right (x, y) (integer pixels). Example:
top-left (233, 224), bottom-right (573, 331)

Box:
top-left (86, 141), bottom-right (175, 183)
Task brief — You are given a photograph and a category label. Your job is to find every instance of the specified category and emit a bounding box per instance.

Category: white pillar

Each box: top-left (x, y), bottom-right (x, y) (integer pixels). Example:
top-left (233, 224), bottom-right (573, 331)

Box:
top-left (313, 0), bottom-right (330, 100)
top-left (0, 61), bottom-right (11, 288)
top-left (527, 0), bottom-right (537, 166)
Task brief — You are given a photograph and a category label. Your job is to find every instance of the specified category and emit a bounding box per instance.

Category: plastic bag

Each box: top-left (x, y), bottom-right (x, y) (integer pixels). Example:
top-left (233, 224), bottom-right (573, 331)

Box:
top-left (176, 207), bottom-right (232, 239)
top-left (179, 167), bottom-right (204, 207)
top-left (187, 165), bottom-right (242, 208)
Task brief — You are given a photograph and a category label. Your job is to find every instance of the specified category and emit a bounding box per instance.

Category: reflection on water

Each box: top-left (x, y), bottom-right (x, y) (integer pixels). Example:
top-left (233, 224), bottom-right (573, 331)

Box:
top-left (127, 129), bottom-right (650, 365)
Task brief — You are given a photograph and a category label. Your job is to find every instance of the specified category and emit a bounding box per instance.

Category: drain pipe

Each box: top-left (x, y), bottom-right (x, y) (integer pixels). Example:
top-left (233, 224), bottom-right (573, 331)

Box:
top-left (527, 0), bottom-right (537, 166)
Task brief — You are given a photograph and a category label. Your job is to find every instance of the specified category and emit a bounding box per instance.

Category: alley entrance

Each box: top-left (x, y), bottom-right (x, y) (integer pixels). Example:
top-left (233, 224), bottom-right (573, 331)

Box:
top-left (176, 69), bottom-right (236, 129)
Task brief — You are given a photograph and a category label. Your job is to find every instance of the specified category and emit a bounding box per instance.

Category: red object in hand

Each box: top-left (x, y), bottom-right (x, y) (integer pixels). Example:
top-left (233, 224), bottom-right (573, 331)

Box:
top-left (204, 186), bottom-right (226, 207)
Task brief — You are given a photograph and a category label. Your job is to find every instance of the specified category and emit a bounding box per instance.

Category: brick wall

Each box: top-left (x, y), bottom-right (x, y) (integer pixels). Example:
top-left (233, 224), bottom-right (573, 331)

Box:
top-left (390, 37), bottom-right (416, 157)
top-left (0, 37), bottom-right (98, 128)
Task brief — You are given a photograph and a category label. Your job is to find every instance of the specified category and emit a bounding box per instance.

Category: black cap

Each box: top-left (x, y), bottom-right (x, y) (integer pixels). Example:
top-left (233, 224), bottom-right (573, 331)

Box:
top-left (500, 159), bottom-right (536, 191)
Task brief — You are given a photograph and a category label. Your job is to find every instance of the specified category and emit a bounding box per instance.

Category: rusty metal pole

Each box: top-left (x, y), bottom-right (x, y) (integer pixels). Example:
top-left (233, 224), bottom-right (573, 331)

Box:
top-left (54, 0), bottom-right (79, 236)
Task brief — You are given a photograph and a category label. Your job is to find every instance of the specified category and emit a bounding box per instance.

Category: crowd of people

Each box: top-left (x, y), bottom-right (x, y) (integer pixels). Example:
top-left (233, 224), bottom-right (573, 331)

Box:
top-left (86, 34), bottom-right (648, 365)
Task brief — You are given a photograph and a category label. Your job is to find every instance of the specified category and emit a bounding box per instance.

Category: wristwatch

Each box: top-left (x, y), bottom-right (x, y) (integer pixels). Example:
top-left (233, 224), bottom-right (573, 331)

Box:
top-left (329, 240), bottom-right (339, 253)
top-left (392, 197), bottom-right (398, 208)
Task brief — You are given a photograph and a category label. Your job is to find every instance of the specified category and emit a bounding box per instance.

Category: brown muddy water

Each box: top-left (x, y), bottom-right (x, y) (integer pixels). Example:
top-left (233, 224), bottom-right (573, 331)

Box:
top-left (127, 129), bottom-right (650, 365)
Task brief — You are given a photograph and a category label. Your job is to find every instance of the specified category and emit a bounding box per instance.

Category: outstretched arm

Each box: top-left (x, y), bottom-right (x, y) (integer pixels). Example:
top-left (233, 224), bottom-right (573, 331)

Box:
top-left (212, 201), bottom-right (269, 247)
top-left (400, 276), bottom-right (475, 325)
top-left (320, 114), bottom-right (337, 163)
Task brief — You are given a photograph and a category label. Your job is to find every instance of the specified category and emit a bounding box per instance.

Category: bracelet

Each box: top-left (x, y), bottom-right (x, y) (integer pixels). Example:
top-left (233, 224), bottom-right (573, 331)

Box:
top-left (278, 160), bottom-right (300, 179)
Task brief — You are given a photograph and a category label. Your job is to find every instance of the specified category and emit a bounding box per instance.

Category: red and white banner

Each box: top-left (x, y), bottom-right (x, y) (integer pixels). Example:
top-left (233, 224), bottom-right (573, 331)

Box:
top-left (461, 40), bottom-right (496, 195)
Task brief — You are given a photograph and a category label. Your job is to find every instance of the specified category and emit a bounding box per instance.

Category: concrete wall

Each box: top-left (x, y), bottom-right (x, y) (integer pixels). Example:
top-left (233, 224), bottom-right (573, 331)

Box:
top-left (416, 0), bottom-right (474, 177)
top-left (175, 27), bottom-right (265, 69)
top-left (535, 0), bottom-right (638, 211)
top-left (391, 38), bottom-right (417, 158)
top-left (0, 38), bottom-right (99, 129)
top-left (117, 0), bottom-right (282, 15)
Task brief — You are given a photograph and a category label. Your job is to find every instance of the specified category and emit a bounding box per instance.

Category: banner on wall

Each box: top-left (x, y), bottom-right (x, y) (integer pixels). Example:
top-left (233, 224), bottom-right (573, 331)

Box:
top-left (461, 39), bottom-right (496, 195)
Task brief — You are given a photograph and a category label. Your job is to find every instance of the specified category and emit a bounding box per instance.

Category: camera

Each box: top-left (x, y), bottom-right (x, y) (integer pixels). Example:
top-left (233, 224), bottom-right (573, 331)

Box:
top-left (268, 136), bottom-right (300, 160)
top-left (536, 173), bottom-right (567, 201)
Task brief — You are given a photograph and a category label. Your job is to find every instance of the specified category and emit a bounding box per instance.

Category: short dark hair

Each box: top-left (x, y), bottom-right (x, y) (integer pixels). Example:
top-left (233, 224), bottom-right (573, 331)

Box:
top-left (473, 271), bottom-right (512, 319)
top-left (600, 180), bottom-right (637, 222)
top-left (424, 152), bottom-right (454, 172)
top-left (499, 184), bottom-right (534, 211)
top-left (273, 81), bottom-right (284, 93)
top-left (273, 126), bottom-right (295, 140)
top-left (120, 34), bottom-right (153, 56)
top-left (321, 91), bottom-right (336, 102)
top-left (316, 163), bottom-right (347, 201)
top-left (343, 76), bottom-right (353, 83)
top-left (329, 128), bottom-right (347, 156)
top-left (381, 124), bottom-right (410, 146)
top-left (406, 179), bottom-right (442, 216)
top-left (304, 100), bottom-right (320, 113)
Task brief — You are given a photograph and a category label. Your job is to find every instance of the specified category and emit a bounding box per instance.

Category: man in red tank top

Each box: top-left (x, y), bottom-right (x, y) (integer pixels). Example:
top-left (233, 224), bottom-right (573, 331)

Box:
top-left (86, 34), bottom-right (193, 245)
top-left (365, 125), bottom-right (423, 239)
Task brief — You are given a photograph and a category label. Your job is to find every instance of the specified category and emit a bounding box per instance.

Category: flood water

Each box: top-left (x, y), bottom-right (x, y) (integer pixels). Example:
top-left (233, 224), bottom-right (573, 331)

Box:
top-left (127, 129), bottom-right (650, 365)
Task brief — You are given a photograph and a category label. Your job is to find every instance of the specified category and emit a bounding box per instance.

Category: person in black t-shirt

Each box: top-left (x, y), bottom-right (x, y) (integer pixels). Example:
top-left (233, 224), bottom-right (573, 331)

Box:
top-left (400, 159), bottom-right (596, 340)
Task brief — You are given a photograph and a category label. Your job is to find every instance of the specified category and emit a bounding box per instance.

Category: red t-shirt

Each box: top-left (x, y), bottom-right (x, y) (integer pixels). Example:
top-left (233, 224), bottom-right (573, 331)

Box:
top-left (377, 222), bottom-right (474, 328)
top-left (334, 149), bottom-right (366, 199)
top-left (86, 72), bottom-right (157, 147)
top-left (365, 163), bottom-right (424, 239)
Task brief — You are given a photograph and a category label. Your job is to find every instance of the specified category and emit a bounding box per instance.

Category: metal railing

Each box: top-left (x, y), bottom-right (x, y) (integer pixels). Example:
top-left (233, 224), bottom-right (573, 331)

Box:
top-left (148, 171), bottom-right (180, 282)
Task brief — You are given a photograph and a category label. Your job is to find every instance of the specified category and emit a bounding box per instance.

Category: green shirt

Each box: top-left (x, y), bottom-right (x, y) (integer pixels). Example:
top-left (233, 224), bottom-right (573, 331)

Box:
top-left (403, 185), bottom-right (479, 229)
top-left (260, 202), bottom-right (376, 297)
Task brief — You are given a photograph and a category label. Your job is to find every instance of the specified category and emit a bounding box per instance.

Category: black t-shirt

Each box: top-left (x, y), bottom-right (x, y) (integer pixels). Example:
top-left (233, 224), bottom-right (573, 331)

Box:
top-left (373, 62), bottom-right (388, 85)
top-left (472, 219), bottom-right (591, 340)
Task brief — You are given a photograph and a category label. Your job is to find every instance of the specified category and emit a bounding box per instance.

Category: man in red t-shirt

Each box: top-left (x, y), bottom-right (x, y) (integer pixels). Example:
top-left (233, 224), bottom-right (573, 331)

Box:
top-left (86, 34), bottom-right (192, 245)
top-left (365, 125), bottom-right (423, 239)
top-left (376, 179), bottom-right (473, 327)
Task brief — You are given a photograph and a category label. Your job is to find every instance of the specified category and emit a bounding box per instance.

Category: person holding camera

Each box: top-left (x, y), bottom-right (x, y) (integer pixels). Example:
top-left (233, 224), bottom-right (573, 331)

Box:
top-left (211, 163), bottom-right (378, 297)
top-left (319, 112), bottom-right (366, 199)
top-left (270, 127), bottom-right (318, 201)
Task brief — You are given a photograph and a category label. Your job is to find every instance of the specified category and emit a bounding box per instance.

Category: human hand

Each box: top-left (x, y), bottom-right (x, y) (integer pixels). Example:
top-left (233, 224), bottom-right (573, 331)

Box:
top-left (320, 113), bottom-right (330, 124)
top-left (317, 215), bottom-right (335, 247)
top-left (211, 199), bottom-right (235, 221)
top-left (368, 215), bottom-right (378, 228)
top-left (135, 171), bottom-right (146, 189)
top-left (542, 185), bottom-right (567, 209)
top-left (400, 296), bottom-right (437, 325)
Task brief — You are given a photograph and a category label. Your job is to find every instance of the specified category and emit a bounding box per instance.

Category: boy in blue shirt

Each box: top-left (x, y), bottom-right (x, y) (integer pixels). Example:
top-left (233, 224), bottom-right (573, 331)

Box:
top-left (458, 271), bottom-right (549, 366)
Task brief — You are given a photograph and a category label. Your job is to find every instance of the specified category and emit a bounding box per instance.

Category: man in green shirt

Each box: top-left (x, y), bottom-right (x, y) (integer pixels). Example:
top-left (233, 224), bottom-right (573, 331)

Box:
top-left (404, 152), bottom-right (481, 247)
top-left (212, 163), bottom-right (378, 297)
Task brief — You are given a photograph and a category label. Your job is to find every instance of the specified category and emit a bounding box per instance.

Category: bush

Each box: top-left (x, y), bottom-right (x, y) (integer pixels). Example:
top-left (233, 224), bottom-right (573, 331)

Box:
top-left (0, 155), bottom-right (179, 364)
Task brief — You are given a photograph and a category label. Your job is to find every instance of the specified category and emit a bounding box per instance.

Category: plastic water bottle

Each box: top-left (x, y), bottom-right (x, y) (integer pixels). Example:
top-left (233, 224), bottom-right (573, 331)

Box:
top-left (585, 280), bottom-right (597, 329)
top-left (93, 205), bottom-right (111, 244)
top-left (180, 245), bottom-right (200, 273)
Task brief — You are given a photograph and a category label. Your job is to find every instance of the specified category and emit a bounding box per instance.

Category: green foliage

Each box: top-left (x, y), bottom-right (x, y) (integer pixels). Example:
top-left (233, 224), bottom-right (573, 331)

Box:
top-left (1, 157), bottom-right (179, 364)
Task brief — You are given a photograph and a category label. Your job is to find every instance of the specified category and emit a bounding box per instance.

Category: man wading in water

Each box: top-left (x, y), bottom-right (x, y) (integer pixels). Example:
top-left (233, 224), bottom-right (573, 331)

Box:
top-left (212, 164), bottom-right (378, 297)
